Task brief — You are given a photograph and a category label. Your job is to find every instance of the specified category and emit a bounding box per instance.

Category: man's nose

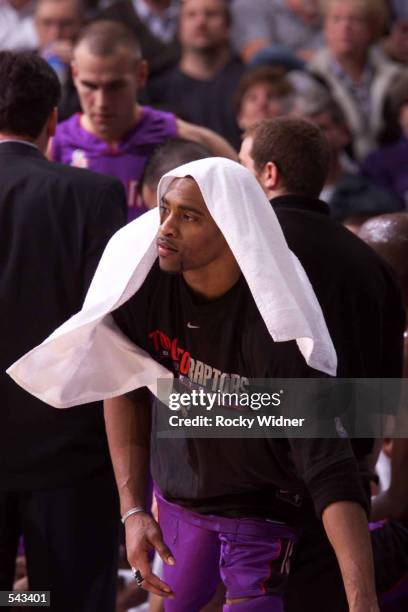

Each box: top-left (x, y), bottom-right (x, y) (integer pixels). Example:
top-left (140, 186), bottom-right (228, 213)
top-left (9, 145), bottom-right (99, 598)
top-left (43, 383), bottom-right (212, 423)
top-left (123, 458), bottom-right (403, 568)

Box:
top-left (160, 212), bottom-right (179, 237)
top-left (94, 88), bottom-right (109, 109)
top-left (258, 96), bottom-right (269, 112)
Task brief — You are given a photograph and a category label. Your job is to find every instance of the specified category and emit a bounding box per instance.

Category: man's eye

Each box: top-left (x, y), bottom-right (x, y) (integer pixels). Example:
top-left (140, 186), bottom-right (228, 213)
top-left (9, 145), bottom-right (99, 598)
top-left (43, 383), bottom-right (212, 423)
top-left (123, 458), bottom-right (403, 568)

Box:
top-left (159, 205), bottom-right (169, 215)
top-left (108, 82), bottom-right (125, 92)
top-left (82, 83), bottom-right (97, 91)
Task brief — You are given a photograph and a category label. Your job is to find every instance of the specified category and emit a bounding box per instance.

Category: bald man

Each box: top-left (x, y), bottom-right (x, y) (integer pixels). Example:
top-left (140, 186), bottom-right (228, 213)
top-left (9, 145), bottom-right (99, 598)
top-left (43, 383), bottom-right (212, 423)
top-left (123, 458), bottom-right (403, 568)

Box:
top-left (51, 20), bottom-right (237, 221)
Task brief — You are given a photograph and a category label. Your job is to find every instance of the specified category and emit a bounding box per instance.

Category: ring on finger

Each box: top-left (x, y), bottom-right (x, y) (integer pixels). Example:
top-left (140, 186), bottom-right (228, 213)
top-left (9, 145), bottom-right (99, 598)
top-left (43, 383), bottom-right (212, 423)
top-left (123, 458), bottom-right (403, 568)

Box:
top-left (132, 567), bottom-right (144, 587)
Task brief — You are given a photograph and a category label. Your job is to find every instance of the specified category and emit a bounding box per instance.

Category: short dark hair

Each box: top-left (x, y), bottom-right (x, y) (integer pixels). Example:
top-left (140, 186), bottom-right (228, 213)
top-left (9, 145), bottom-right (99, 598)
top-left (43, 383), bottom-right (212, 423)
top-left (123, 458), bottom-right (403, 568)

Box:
top-left (141, 138), bottom-right (212, 191)
top-left (246, 117), bottom-right (330, 198)
top-left (0, 51), bottom-right (60, 139)
top-left (295, 94), bottom-right (347, 126)
top-left (76, 20), bottom-right (142, 59)
top-left (234, 66), bottom-right (293, 115)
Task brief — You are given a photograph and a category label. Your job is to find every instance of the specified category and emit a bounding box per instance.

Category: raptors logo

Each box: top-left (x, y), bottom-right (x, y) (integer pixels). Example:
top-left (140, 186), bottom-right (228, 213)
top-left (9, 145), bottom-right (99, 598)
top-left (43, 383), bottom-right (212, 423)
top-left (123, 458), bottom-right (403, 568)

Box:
top-left (71, 149), bottom-right (89, 168)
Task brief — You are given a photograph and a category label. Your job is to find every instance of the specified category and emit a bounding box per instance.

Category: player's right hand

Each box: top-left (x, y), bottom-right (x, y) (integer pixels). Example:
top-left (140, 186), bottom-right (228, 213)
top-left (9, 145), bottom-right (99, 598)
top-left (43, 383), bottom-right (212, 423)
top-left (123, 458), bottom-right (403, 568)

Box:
top-left (125, 512), bottom-right (175, 598)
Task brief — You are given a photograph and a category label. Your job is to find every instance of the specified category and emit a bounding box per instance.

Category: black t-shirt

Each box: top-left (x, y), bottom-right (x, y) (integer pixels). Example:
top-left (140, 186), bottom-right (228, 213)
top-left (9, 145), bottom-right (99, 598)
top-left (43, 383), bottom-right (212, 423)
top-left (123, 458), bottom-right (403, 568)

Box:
top-left (146, 57), bottom-right (244, 149)
top-left (113, 263), bottom-right (367, 523)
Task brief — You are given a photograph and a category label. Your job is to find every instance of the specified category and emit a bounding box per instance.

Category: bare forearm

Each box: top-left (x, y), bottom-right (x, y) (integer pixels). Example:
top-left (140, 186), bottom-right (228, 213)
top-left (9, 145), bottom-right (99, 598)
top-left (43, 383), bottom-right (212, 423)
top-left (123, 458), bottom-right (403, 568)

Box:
top-left (322, 501), bottom-right (378, 612)
top-left (104, 389), bottom-right (151, 514)
top-left (176, 118), bottom-right (238, 161)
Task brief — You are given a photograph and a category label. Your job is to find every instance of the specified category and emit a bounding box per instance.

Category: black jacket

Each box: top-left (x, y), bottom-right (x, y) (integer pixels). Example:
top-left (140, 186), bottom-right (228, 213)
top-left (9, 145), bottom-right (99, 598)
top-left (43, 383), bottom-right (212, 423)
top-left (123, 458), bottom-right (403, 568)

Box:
top-left (273, 195), bottom-right (405, 456)
top-left (0, 142), bottom-right (126, 489)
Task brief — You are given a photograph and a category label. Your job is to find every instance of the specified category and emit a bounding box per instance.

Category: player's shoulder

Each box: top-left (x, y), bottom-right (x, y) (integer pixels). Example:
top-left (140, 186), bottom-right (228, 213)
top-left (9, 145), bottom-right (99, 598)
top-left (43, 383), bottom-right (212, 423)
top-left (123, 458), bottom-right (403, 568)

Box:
top-left (54, 113), bottom-right (80, 140)
top-left (136, 105), bottom-right (177, 138)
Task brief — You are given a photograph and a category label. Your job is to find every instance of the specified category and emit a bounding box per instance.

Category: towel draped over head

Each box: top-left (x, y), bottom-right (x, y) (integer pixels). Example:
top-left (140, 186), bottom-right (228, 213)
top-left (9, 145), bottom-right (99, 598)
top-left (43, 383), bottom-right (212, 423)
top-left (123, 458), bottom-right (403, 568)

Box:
top-left (7, 157), bottom-right (337, 408)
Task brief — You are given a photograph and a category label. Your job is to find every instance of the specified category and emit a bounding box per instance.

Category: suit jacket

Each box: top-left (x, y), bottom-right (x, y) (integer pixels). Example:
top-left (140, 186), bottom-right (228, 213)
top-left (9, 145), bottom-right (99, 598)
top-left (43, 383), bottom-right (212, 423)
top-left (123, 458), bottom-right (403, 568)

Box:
top-left (98, 0), bottom-right (180, 78)
top-left (0, 141), bottom-right (126, 489)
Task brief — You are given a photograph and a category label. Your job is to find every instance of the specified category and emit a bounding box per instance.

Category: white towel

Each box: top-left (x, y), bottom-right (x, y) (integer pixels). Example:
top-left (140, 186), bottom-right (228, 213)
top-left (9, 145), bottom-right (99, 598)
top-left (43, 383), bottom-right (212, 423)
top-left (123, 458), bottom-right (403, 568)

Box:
top-left (7, 157), bottom-right (336, 408)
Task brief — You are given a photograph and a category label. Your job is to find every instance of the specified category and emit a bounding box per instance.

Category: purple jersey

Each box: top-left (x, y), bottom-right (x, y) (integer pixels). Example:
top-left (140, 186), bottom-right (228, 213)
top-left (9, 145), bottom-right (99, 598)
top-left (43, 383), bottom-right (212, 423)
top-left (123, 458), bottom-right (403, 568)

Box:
top-left (52, 106), bottom-right (178, 220)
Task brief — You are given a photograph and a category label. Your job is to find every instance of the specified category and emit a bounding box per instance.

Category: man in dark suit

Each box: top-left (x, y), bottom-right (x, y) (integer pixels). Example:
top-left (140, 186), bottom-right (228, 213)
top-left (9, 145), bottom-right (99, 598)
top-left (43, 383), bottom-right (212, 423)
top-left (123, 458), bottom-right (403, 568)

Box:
top-left (0, 51), bottom-right (126, 611)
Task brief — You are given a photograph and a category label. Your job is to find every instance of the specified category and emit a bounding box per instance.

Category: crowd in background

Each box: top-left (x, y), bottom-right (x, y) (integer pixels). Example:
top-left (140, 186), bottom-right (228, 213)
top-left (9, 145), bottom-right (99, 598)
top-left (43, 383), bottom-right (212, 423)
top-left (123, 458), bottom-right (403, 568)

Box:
top-left (1, 0), bottom-right (407, 228)
top-left (1, 1), bottom-right (408, 610)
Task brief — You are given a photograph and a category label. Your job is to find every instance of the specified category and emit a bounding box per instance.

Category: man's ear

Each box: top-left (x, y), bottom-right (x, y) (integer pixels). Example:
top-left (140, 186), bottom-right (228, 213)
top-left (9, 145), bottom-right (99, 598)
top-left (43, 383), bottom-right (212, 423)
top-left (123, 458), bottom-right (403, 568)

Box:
top-left (47, 107), bottom-right (58, 138)
top-left (262, 161), bottom-right (280, 191)
top-left (136, 59), bottom-right (149, 90)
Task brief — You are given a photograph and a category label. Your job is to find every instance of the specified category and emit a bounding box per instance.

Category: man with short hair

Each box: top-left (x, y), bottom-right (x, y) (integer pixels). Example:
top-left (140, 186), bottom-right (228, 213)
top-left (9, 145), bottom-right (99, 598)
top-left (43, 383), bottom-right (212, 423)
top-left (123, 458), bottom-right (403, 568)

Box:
top-left (10, 155), bottom-right (382, 612)
top-left (35, 0), bottom-right (83, 51)
top-left (0, 50), bottom-right (126, 611)
top-left (234, 66), bottom-right (294, 132)
top-left (147, 0), bottom-right (244, 147)
top-left (239, 117), bottom-right (407, 612)
top-left (51, 19), bottom-right (237, 220)
top-left (308, 0), bottom-right (402, 160)
top-left (293, 94), bottom-right (401, 229)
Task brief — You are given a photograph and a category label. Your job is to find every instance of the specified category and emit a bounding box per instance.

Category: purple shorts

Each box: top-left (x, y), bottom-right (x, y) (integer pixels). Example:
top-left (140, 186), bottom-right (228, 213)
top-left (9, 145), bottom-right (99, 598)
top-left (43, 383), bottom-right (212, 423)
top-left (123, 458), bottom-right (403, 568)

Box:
top-left (157, 492), bottom-right (298, 611)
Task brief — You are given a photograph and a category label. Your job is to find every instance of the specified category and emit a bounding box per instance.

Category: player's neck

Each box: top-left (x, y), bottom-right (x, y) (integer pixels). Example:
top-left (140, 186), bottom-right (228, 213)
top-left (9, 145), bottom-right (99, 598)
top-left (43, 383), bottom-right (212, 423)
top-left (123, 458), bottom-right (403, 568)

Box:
top-left (182, 255), bottom-right (241, 301)
top-left (80, 105), bottom-right (142, 146)
top-left (180, 46), bottom-right (230, 80)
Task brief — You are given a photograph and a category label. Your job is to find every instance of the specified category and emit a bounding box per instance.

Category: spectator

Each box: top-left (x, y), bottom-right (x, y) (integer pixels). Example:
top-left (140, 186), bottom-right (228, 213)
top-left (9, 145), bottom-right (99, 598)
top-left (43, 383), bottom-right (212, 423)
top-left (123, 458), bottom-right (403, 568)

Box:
top-left (0, 0), bottom-right (38, 51)
top-left (35, 0), bottom-right (84, 120)
top-left (140, 137), bottom-right (211, 208)
top-left (308, 0), bottom-right (402, 161)
top-left (294, 94), bottom-right (402, 230)
top-left (0, 50), bottom-right (126, 612)
top-left (362, 76), bottom-right (408, 207)
top-left (99, 0), bottom-right (180, 77)
top-left (230, 0), bottom-right (323, 65)
top-left (50, 20), bottom-right (237, 220)
top-left (234, 66), bottom-right (295, 131)
top-left (147, 0), bottom-right (244, 148)
top-left (382, 17), bottom-right (408, 65)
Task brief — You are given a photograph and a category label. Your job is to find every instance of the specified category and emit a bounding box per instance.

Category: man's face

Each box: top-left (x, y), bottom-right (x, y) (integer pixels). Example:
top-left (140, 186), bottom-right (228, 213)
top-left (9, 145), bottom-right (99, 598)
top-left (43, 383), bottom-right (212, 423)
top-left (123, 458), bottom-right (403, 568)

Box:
top-left (179, 0), bottom-right (229, 52)
top-left (157, 177), bottom-right (230, 273)
top-left (238, 82), bottom-right (288, 131)
top-left (36, 0), bottom-right (82, 47)
top-left (72, 45), bottom-right (145, 140)
top-left (325, 1), bottom-right (373, 58)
